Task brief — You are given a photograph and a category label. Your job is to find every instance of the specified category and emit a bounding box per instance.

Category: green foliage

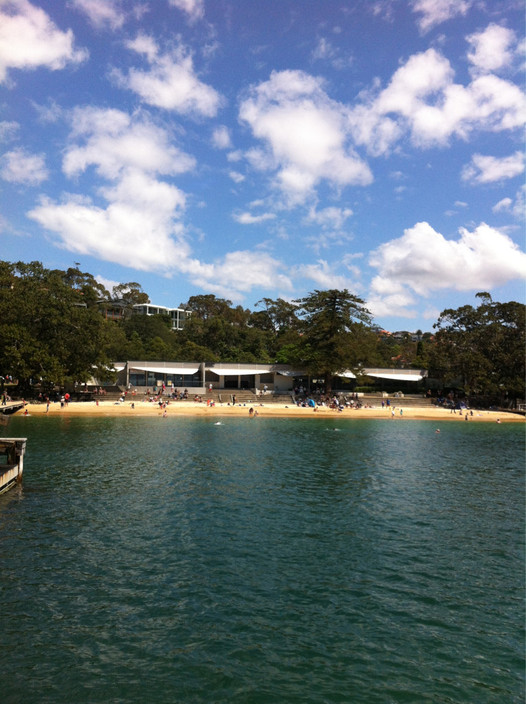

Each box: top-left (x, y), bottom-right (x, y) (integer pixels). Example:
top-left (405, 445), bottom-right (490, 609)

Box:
top-left (112, 282), bottom-right (150, 306)
top-left (294, 289), bottom-right (373, 391)
top-left (0, 261), bottom-right (113, 394)
top-left (2, 260), bottom-right (521, 403)
top-left (431, 294), bottom-right (525, 400)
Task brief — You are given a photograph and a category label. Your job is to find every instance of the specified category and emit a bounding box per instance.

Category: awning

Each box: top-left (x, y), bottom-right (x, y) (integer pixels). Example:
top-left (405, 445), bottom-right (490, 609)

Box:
top-left (110, 364), bottom-right (125, 372)
top-left (207, 368), bottom-right (269, 376)
top-left (276, 370), bottom-right (305, 377)
top-left (129, 364), bottom-right (200, 375)
top-left (366, 372), bottom-right (423, 381)
top-left (338, 371), bottom-right (357, 379)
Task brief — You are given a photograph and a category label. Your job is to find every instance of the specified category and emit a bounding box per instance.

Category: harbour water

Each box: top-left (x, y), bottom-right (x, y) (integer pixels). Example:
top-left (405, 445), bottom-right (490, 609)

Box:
top-left (1, 416), bottom-right (524, 703)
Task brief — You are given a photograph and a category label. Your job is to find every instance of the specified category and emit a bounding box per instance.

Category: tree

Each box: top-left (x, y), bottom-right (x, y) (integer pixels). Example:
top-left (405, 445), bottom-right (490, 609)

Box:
top-left (431, 293), bottom-right (525, 404)
top-left (0, 261), bottom-right (113, 395)
top-left (294, 289), bottom-right (372, 392)
top-left (249, 297), bottom-right (301, 360)
top-left (112, 282), bottom-right (150, 306)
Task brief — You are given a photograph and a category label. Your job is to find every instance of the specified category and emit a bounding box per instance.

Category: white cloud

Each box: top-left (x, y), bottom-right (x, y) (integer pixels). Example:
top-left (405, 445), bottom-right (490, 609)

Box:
top-left (63, 107), bottom-right (195, 179)
top-left (114, 35), bottom-right (221, 116)
top-left (233, 211), bottom-right (276, 225)
top-left (95, 274), bottom-right (120, 293)
top-left (211, 125), bottom-right (231, 149)
top-left (239, 69), bottom-right (372, 204)
top-left (188, 250), bottom-right (292, 300)
top-left (492, 197), bottom-right (513, 213)
top-left (0, 0), bottom-right (88, 84)
top-left (28, 171), bottom-right (188, 271)
top-left (306, 206), bottom-right (353, 229)
top-left (467, 23), bottom-right (516, 74)
top-left (348, 48), bottom-right (526, 154)
top-left (0, 120), bottom-right (19, 141)
top-left (296, 259), bottom-right (356, 290)
top-left (1, 147), bottom-right (48, 184)
top-left (493, 185), bottom-right (525, 220)
top-left (311, 37), bottom-right (352, 70)
top-left (369, 221), bottom-right (526, 298)
top-left (32, 98), bottom-right (62, 123)
top-left (462, 151), bottom-right (525, 184)
top-left (168, 0), bottom-right (204, 23)
top-left (69, 0), bottom-right (125, 30)
top-left (367, 289), bottom-right (418, 320)
top-left (229, 170), bottom-right (245, 183)
top-left (411, 0), bottom-right (473, 33)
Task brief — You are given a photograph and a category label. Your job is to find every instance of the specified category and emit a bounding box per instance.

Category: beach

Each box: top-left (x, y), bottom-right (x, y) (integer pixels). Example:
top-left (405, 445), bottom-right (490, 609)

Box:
top-left (19, 399), bottom-right (524, 422)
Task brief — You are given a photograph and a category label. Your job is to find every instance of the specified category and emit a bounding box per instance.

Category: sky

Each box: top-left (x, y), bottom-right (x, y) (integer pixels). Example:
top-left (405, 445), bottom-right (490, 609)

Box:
top-left (1, 0), bottom-right (525, 332)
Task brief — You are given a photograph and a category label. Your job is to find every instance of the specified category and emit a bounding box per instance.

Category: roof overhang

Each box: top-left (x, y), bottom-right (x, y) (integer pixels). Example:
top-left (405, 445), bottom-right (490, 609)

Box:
top-left (366, 372), bottom-right (424, 381)
top-left (207, 368), bottom-right (270, 376)
top-left (129, 364), bottom-right (200, 375)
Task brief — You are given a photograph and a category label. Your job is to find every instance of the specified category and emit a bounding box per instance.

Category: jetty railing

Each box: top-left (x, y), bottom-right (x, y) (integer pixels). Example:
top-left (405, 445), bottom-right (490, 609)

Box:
top-left (0, 438), bottom-right (27, 495)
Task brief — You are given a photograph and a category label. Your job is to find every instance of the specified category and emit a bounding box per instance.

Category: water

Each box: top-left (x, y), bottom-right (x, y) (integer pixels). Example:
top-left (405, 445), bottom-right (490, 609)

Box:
top-left (1, 416), bottom-right (524, 703)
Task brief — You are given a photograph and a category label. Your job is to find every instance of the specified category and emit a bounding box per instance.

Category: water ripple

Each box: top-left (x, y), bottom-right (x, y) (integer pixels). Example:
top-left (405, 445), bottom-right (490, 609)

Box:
top-left (1, 416), bottom-right (524, 703)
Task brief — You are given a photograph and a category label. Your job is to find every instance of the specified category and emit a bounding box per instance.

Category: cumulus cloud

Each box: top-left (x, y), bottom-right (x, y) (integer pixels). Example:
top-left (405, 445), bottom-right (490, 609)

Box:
top-left (182, 250), bottom-right (292, 300)
top-left (411, 0), bottom-right (473, 33)
top-left (467, 23), bottom-right (517, 74)
top-left (462, 151), bottom-right (525, 184)
top-left (239, 69), bottom-right (373, 204)
top-left (369, 221), bottom-right (526, 298)
top-left (27, 169), bottom-right (189, 271)
top-left (113, 35), bottom-right (221, 116)
top-left (232, 211), bottom-right (276, 225)
top-left (168, 0), bottom-right (204, 23)
top-left (348, 47), bottom-right (526, 154)
top-left (0, 0), bottom-right (88, 83)
top-left (367, 288), bottom-right (418, 320)
top-left (62, 106), bottom-right (195, 179)
top-left (27, 106), bottom-right (194, 271)
top-left (1, 147), bottom-right (48, 184)
top-left (69, 0), bottom-right (125, 30)
top-left (26, 102), bottom-right (290, 301)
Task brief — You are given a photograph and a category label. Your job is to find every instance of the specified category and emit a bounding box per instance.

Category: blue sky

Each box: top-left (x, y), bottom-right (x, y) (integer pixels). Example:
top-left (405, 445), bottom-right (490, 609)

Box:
top-left (1, 0), bottom-right (525, 332)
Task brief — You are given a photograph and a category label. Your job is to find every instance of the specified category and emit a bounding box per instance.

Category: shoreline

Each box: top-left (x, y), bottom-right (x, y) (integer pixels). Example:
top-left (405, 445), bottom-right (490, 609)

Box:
top-left (14, 400), bottom-right (525, 422)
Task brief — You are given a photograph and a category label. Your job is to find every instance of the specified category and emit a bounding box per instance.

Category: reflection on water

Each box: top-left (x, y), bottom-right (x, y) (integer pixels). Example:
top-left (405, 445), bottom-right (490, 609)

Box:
top-left (1, 416), bottom-right (524, 704)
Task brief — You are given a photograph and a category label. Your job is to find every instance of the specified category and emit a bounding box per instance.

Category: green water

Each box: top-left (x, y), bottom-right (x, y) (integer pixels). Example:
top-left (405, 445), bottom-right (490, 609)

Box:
top-left (1, 416), bottom-right (524, 703)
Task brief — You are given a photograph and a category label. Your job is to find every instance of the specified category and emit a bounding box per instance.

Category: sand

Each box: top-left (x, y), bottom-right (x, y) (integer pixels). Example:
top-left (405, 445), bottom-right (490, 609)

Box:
top-left (16, 399), bottom-right (525, 422)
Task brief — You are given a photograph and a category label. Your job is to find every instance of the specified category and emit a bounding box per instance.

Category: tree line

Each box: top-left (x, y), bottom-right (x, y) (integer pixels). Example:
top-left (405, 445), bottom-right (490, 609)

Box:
top-left (0, 261), bottom-right (523, 403)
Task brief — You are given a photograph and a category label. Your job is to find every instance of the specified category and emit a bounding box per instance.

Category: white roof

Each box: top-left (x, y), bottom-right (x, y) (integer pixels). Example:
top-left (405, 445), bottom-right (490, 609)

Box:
top-left (129, 364), bottom-right (200, 375)
top-left (207, 368), bottom-right (269, 376)
top-left (366, 372), bottom-right (423, 381)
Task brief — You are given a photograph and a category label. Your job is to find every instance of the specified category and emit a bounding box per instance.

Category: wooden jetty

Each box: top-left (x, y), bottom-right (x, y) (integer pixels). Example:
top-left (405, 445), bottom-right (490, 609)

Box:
top-left (0, 401), bottom-right (25, 415)
top-left (0, 438), bottom-right (27, 494)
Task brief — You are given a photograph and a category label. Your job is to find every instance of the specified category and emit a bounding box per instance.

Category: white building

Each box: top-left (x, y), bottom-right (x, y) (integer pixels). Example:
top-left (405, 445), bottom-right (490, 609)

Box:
top-left (132, 304), bottom-right (190, 331)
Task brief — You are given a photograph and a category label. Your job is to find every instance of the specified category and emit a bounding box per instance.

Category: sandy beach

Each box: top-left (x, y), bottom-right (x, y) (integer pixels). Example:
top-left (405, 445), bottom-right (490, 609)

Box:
top-left (16, 399), bottom-right (524, 422)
